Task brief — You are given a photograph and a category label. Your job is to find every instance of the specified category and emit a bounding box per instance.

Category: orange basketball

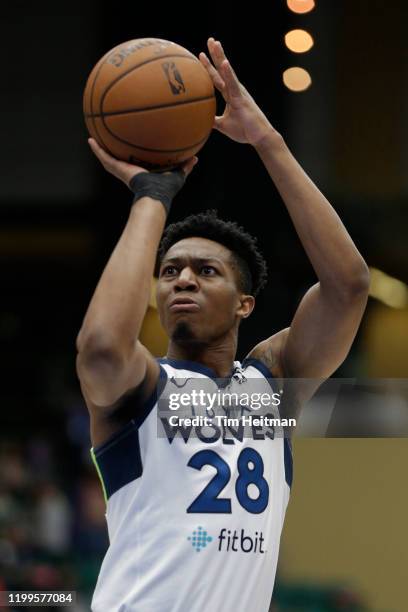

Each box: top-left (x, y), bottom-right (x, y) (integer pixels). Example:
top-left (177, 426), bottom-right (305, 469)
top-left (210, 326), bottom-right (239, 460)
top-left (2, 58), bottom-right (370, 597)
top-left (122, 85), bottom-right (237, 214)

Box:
top-left (83, 38), bottom-right (216, 171)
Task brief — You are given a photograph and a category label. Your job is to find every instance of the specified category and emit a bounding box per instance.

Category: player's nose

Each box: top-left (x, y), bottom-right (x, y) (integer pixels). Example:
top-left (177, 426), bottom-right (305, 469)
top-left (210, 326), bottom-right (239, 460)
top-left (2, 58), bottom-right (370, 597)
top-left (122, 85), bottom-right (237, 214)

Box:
top-left (174, 267), bottom-right (198, 291)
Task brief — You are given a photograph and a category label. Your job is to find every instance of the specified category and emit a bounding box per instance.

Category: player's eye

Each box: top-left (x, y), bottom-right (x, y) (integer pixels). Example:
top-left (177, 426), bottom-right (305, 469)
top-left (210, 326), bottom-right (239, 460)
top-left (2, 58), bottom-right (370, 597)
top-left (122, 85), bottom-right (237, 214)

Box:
top-left (201, 266), bottom-right (217, 276)
top-left (162, 265), bottom-right (178, 276)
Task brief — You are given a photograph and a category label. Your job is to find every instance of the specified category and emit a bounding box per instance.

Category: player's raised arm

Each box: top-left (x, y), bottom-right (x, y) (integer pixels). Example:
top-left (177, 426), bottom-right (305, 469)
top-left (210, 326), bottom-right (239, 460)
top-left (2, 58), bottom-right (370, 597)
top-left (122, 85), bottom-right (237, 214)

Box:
top-left (252, 132), bottom-right (369, 382)
top-left (200, 38), bottom-right (370, 401)
top-left (76, 139), bottom-right (198, 411)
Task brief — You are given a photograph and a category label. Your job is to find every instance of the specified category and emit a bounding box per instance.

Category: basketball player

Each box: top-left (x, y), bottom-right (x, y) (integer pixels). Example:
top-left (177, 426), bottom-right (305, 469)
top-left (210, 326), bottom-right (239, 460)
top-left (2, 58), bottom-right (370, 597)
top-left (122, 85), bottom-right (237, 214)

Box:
top-left (77, 38), bottom-right (370, 611)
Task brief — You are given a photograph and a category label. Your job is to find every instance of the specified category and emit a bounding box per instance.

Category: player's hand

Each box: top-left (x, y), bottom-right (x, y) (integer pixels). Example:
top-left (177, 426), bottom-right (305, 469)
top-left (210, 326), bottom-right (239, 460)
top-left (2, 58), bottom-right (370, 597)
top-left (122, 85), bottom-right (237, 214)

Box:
top-left (199, 38), bottom-right (276, 147)
top-left (88, 138), bottom-right (198, 187)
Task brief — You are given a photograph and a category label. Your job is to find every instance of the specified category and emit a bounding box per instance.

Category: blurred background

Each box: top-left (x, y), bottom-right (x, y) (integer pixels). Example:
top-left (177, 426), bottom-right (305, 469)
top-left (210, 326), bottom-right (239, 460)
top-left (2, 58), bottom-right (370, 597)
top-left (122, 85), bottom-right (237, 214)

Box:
top-left (1, 1), bottom-right (407, 610)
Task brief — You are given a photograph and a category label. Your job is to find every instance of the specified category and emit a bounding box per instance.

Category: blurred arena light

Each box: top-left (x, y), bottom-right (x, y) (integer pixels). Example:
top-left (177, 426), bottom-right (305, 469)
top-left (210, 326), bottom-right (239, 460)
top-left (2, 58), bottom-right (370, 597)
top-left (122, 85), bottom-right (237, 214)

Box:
top-left (287, 0), bottom-right (315, 14)
top-left (283, 67), bottom-right (312, 92)
top-left (285, 29), bottom-right (314, 53)
top-left (369, 267), bottom-right (408, 308)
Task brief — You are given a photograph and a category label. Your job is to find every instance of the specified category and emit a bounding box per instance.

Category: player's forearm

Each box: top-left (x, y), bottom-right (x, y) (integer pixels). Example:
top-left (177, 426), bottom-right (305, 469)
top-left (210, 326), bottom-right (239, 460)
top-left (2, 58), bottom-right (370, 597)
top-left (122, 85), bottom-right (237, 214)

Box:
top-left (77, 198), bottom-right (166, 357)
top-left (254, 129), bottom-right (369, 294)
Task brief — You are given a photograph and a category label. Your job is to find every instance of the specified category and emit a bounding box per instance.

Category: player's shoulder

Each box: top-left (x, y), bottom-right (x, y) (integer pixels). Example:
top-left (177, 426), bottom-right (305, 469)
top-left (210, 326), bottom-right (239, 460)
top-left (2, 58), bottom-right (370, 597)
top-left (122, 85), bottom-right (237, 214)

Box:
top-left (245, 327), bottom-right (290, 380)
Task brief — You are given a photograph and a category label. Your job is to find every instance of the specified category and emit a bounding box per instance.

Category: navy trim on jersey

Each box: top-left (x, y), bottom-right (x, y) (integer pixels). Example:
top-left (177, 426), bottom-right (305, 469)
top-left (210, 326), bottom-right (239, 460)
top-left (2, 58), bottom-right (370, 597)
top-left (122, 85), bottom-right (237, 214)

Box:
top-left (284, 438), bottom-right (293, 488)
top-left (91, 365), bottom-right (168, 500)
top-left (93, 365), bottom-right (168, 455)
top-left (132, 364), bottom-right (168, 428)
top-left (93, 422), bottom-right (143, 500)
top-left (243, 357), bottom-right (293, 489)
top-left (241, 357), bottom-right (279, 394)
top-left (158, 358), bottom-right (239, 388)
top-left (158, 358), bottom-right (217, 378)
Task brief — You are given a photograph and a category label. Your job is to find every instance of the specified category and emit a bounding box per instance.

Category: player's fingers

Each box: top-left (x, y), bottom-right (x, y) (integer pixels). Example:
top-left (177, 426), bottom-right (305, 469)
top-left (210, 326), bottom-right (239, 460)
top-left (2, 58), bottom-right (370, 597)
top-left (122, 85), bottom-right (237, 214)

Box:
top-left (88, 138), bottom-right (118, 171)
top-left (181, 156), bottom-right (199, 177)
top-left (89, 138), bottom-right (149, 185)
top-left (221, 60), bottom-right (242, 98)
top-left (199, 52), bottom-right (226, 92)
top-left (207, 38), bottom-right (227, 71)
top-left (88, 137), bottom-right (107, 158)
top-left (207, 39), bottom-right (242, 100)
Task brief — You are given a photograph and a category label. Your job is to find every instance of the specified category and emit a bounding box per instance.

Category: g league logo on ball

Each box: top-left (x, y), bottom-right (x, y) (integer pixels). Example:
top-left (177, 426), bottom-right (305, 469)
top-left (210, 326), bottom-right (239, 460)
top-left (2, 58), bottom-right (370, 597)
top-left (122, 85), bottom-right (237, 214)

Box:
top-left (162, 61), bottom-right (187, 95)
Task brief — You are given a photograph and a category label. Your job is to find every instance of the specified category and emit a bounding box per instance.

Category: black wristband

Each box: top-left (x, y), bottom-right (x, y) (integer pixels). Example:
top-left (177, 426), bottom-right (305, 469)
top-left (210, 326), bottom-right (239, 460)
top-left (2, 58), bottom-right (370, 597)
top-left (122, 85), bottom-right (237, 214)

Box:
top-left (129, 169), bottom-right (186, 215)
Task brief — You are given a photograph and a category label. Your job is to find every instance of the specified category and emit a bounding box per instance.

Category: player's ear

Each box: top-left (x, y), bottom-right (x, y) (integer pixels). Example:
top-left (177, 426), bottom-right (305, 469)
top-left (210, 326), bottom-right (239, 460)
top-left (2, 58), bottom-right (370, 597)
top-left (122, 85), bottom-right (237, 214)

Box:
top-left (237, 295), bottom-right (255, 319)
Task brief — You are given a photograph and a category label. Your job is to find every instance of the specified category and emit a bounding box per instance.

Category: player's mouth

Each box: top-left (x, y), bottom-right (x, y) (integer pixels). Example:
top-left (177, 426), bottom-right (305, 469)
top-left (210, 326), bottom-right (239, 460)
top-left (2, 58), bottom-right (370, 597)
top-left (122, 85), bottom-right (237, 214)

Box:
top-left (169, 297), bottom-right (200, 312)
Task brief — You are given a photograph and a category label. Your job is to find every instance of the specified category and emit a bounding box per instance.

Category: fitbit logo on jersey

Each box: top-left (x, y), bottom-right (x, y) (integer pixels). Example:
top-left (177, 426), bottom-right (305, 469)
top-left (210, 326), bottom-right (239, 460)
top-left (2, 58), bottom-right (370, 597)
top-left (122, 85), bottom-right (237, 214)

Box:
top-left (218, 528), bottom-right (266, 554)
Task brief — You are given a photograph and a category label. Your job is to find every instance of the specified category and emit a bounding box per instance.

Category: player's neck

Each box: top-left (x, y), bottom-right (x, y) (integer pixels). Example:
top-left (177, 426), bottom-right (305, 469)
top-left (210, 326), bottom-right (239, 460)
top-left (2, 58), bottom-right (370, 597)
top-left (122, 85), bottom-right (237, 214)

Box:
top-left (166, 339), bottom-right (237, 378)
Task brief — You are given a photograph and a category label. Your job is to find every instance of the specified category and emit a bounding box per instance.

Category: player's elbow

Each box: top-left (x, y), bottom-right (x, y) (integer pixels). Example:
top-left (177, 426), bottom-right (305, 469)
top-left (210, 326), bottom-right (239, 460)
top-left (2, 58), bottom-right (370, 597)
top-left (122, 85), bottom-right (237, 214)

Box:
top-left (77, 340), bottom-right (123, 375)
top-left (321, 263), bottom-right (370, 308)
top-left (76, 326), bottom-right (128, 362)
top-left (343, 262), bottom-right (370, 297)
top-left (333, 261), bottom-right (370, 302)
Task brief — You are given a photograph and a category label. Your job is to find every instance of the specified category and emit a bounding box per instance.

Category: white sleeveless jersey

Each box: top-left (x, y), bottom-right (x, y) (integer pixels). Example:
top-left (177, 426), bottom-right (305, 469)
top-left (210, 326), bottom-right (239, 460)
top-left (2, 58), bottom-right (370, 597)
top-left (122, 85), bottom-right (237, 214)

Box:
top-left (90, 358), bottom-right (292, 612)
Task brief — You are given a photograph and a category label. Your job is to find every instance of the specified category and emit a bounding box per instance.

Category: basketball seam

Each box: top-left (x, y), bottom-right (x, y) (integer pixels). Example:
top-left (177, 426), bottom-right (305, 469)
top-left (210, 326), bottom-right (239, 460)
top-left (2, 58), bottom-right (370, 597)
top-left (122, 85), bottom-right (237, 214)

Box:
top-left (88, 49), bottom-right (115, 152)
top-left (85, 94), bottom-right (216, 118)
top-left (95, 124), bottom-right (211, 153)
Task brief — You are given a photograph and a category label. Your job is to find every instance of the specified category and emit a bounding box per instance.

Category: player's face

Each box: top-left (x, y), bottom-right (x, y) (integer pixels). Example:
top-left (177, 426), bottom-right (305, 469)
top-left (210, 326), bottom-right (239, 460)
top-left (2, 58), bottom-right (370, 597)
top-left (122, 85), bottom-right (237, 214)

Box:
top-left (156, 237), bottom-right (253, 346)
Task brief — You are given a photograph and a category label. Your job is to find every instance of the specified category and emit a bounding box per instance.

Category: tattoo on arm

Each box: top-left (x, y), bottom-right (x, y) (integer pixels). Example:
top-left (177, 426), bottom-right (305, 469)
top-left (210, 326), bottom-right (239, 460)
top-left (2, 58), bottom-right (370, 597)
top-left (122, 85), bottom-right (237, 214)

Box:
top-left (262, 343), bottom-right (279, 372)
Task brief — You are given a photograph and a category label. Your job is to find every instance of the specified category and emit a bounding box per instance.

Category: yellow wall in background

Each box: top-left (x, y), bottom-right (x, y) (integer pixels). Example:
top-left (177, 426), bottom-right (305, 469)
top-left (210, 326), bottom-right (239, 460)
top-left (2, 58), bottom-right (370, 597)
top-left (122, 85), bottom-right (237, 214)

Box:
top-left (362, 304), bottom-right (408, 377)
top-left (138, 278), bottom-right (168, 357)
top-left (139, 306), bottom-right (168, 357)
top-left (279, 439), bottom-right (408, 612)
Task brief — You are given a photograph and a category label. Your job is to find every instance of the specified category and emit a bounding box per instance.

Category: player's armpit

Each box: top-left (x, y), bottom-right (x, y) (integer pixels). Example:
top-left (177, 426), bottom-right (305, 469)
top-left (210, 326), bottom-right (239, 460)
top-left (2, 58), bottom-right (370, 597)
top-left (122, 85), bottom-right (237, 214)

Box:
top-left (246, 328), bottom-right (288, 382)
top-left (246, 328), bottom-right (306, 421)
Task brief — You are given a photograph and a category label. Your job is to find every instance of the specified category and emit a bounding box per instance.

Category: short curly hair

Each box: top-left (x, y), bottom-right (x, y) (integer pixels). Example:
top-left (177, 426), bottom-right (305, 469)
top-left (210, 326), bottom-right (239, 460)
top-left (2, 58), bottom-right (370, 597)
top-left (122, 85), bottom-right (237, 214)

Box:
top-left (158, 210), bottom-right (268, 296)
